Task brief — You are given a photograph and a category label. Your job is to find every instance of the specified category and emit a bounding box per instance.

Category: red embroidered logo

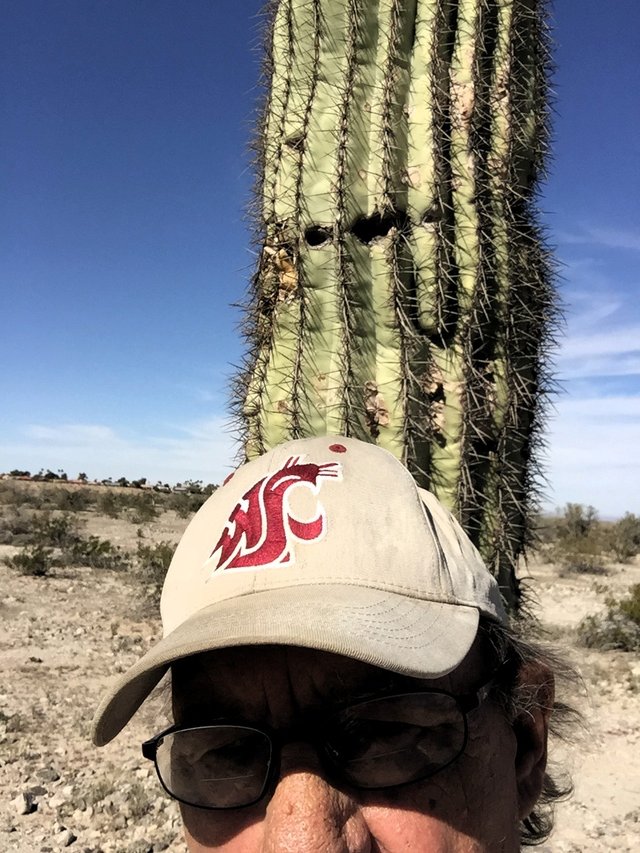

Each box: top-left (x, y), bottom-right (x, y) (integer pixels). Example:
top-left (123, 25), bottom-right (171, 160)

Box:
top-left (207, 455), bottom-right (342, 574)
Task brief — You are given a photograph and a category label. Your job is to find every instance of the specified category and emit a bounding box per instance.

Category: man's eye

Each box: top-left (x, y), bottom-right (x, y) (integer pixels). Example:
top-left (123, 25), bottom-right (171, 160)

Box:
top-left (327, 718), bottom-right (413, 758)
top-left (163, 729), bottom-right (271, 801)
top-left (201, 736), bottom-right (260, 764)
top-left (207, 738), bottom-right (255, 763)
top-left (174, 729), bottom-right (264, 768)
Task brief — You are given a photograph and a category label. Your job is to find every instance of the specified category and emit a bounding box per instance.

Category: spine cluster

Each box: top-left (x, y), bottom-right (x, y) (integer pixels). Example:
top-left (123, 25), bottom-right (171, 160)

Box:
top-left (237, 0), bottom-right (557, 609)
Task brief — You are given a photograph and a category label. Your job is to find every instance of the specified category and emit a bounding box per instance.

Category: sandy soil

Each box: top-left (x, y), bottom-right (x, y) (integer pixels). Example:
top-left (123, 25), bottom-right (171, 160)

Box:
top-left (1, 506), bottom-right (639, 852)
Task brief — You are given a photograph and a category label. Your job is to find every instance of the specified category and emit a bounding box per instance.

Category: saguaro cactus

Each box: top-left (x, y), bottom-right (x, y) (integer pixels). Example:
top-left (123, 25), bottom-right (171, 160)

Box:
top-left (237, 0), bottom-right (556, 609)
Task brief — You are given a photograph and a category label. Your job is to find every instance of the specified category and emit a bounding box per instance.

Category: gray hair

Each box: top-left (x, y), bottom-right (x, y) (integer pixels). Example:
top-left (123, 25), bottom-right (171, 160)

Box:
top-left (479, 617), bottom-right (581, 847)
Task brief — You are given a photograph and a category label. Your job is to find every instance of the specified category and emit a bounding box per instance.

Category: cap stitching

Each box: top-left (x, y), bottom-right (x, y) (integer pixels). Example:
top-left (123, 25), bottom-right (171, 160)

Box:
top-left (205, 579), bottom-right (486, 609)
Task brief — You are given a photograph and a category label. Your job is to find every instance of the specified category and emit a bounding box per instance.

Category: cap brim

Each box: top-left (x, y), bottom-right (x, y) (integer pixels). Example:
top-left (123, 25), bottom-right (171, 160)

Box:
top-left (92, 584), bottom-right (479, 745)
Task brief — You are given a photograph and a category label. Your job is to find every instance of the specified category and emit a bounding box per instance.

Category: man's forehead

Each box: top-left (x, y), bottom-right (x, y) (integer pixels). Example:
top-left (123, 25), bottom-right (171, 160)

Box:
top-left (171, 642), bottom-right (487, 724)
top-left (173, 646), bottom-right (397, 718)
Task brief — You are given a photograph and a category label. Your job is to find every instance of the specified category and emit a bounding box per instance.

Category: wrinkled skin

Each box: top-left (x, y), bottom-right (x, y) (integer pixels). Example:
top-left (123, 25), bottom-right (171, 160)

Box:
top-left (171, 643), bottom-right (552, 853)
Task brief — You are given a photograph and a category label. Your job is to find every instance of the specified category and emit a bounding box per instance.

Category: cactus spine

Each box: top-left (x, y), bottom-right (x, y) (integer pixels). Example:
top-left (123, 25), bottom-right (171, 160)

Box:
top-left (238, 0), bottom-right (556, 610)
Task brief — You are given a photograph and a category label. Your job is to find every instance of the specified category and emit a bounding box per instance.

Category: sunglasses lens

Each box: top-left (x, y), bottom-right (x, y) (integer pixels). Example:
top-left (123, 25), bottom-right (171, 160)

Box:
top-left (155, 726), bottom-right (272, 809)
top-left (323, 693), bottom-right (466, 788)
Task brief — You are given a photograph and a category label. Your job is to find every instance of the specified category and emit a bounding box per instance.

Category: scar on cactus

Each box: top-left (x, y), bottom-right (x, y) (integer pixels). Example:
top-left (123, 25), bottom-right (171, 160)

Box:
top-left (364, 381), bottom-right (390, 438)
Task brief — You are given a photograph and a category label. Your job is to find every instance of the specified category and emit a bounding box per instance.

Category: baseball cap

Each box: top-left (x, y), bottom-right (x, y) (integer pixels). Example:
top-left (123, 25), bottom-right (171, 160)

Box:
top-left (92, 435), bottom-right (507, 746)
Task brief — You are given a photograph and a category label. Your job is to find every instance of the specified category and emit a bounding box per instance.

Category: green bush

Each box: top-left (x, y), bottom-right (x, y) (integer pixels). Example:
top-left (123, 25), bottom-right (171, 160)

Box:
top-left (607, 513), bottom-right (640, 563)
top-left (32, 514), bottom-right (80, 550)
top-left (52, 487), bottom-right (92, 512)
top-left (97, 489), bottom-right (158, 523)
top-left (617, 582), bottom-right (640, 623)
top-left (0, 508), bottom-right (35, 545)
top-left (129, 491), bottom-right (157, 524)
top-left (98, 491), bottom-right (124, 518)
top-left (577, 583), bottom-right (640, 652)
top-left (7, 545), bottom-right (55, 577)
top-left (0, 482), bottom-right (20, 507)
top-left (166, 490), bottom-right (208, 519)
top-left (548, 503), bottom-right (607, 574)
top-left (68, 535), bottom-right (130, 571)
top-left (559, 503), bottom-right (598, 538)
top-left (557, 553), bottom-right (608, 576)
top-left (0, 481), bottom-right (49, 510)
top-left (137, 540), bottom-right (175, 607)
top-left (4, 509), bottom-right (131, 574)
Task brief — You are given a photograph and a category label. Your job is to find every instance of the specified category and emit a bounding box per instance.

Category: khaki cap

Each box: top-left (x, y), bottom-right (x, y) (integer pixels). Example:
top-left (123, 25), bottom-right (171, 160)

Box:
top-left (93, 436), bottom-right (506, 746)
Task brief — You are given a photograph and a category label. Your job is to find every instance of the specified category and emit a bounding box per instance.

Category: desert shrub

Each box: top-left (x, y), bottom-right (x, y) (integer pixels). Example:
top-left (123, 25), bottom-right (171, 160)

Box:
top-left (558, 553), bottom-right (608, 575)
top-left (98, 491), bottom-right (125, 518)
top-left (67, 535), bottom-right (131, 571)
top-left (166, 490), bottom-right (208, 518)
top-left (548, 503), bottom-right (607, 574)
top-left (607, 513), bottom-right (640, 563)
top-left (129, 491), bottom-right (157, 524)
top-left (617, 583), bottom-right (640, 623)
top-left (52, 487), bottom-right (92, 512)
top-left (97, 489), bottom-right (158, 522)
top-left (0, 481), bottom-right (49, 510)
top-left (577, 583), bottom-right (640, 652)
top-left (32, 514), bottom-right (79, 550)
top-left (5, 509), bottom-right (131, 573)
top-left (137, 540), bottom-right (175, 607)
top-left (559, 503), bottom-right (598, 538)
top-left (0, 507), bottom-right (35, 545)
top-left (6, 545), bottom-right (56, 577)
top-left (3, 513), bottom-right (79, 575)
top-left (0, 482), bottom-right (20, 507)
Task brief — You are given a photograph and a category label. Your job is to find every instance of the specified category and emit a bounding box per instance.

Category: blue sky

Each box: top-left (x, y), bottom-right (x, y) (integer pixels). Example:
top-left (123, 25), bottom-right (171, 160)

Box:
top-left (1, 1), bottom-right (639, 517)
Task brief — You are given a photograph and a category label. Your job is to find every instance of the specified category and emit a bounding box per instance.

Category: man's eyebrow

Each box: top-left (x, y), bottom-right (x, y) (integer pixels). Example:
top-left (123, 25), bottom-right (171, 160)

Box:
top-left (173, 697), bottom-right (239, 725)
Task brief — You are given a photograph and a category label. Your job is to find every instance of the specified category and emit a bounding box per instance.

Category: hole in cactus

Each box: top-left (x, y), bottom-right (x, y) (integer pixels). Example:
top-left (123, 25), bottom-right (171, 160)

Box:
top-left (433, 430), bottom-right (447, 449)
top-left (428, 382), bottom-right (445, 402)
top-left (305, 226), bottom-right (332, 247)
top-left (422, 207), bottom-right (443, 224)
top-left (351, 210), bottom-right (409, 244)
top-left (285, 133), bottom-right (305, 151)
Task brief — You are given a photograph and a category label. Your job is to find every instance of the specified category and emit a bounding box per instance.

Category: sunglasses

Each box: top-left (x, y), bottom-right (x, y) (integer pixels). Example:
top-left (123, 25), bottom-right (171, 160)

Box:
top-left (142, 677), bottom-right (495, 810)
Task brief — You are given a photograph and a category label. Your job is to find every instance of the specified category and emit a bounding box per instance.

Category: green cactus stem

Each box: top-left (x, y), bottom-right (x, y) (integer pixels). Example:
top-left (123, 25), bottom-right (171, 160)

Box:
top-left (237, 0), bottom-right (557, 611)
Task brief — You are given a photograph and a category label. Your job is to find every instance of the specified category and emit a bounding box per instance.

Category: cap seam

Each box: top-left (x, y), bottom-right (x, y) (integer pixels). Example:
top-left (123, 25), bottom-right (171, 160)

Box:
top-left (209, 580), bottom-right (483, 609)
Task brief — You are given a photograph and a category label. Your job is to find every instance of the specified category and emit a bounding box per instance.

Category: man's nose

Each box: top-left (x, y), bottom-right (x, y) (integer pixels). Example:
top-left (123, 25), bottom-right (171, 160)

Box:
top-left (262, 770), bottom-right (372, 853)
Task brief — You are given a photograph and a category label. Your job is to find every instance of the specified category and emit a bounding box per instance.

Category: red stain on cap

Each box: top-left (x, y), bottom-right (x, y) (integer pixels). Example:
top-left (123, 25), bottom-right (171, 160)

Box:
top-left (329, 443), bottom-right (347, 453)
top-left (223, 472), bottom-right (235, 486)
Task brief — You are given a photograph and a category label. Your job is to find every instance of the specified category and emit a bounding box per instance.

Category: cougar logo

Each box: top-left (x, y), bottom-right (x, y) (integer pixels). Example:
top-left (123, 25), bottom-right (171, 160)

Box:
top-left (207, 456), bottom-right (342, 574)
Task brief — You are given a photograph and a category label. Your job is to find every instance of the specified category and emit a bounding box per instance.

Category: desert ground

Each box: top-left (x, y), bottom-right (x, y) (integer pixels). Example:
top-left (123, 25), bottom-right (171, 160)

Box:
top-left (1, 485), bottom-right (639, 852)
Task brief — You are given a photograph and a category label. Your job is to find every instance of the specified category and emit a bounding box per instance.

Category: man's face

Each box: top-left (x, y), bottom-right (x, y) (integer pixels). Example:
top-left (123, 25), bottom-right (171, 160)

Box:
top-left (171, 643), bottom-right (548, 853)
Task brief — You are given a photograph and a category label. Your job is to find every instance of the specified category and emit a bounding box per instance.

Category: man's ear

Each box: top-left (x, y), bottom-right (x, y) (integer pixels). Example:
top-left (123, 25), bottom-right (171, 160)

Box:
top-left (512, 662), bottom-right (554, 820)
